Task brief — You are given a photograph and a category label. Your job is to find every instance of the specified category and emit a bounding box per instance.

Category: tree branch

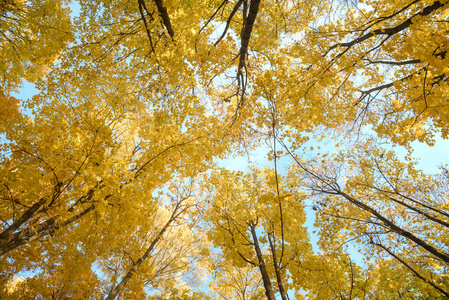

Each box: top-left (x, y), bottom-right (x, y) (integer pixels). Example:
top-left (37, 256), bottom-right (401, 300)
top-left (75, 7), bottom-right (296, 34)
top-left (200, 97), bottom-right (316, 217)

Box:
top-left (153, 0), bottom-right (175, 39)
top-left (372, 240), bottom-right (449, 298)
top-left (0, 197), bottom-right (46, 243)
top-left (328, 0), bottom-right (448, 53)
top-left (214, 0), bottom-right (244, 47)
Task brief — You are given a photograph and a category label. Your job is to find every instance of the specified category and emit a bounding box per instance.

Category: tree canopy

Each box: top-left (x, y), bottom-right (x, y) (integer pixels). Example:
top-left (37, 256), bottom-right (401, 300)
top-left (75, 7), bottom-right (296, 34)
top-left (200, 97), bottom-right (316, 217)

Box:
top-left (1, 0), bottom-right (448, 299)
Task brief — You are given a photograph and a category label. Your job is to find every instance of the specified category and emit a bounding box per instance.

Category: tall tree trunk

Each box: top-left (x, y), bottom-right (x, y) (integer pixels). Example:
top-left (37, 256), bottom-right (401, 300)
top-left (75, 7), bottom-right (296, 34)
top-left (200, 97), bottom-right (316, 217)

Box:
top-left (268, 233), bottom-right (288, 300)
top-left (105, 199), bottom-right (191, 300)
top-left (105, 217), bottom-right (173, 300)
top-left (250, 223), bottom-right (276, 300)
top-left (339, 191), bottom-right (449, 264)
top-left (0, 204), bottom-right (94, 256)
top-left (0, 197), bottom-right (46, 243)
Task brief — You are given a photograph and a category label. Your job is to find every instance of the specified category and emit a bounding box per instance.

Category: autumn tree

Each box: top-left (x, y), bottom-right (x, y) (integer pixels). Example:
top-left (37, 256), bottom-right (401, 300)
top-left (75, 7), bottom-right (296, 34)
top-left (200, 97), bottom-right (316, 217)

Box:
top-left (2, 177), bottom-right (209, 299)
top-left (292, 252), bottom-right (378, 299)
top-left (0, 11), bottom-right (233, 296)
top-left (284, 138), bottom-right (449, 298)
top-left (270, 0), bottom-right (449, 296)
top-left (209, 256), bottom-right (264, 300)
top-left (104, 179), bottom-right (209, 299)
top-left (278, 0), bottom-right (449, 145)
top-left (205, 167), bottom-right (311, 299)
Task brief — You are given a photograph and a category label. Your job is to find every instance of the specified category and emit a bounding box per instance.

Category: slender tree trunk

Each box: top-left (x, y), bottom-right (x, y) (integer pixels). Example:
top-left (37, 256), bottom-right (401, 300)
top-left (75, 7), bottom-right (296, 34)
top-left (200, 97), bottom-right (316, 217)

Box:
top-left (0, 197), bottom-right (46, 243)
top-left (286, 144), bottom-right (449, 264)
top-left (153, 0), bottom-right (175, 38)
top-left (373, 240), bottom-right (449, 298)
top-left (268, 233), bottom-right (288, 300)
top-left (106, 212), bottom-right (177, 300)
top-left (0, 183), bottom-right (101, 255)
top-left (238, 0), bottom-right (261, 71)
top-left (388, 196), bottom-right (449, 228)
top-left (339, 191), bottom-right (449, 263)
top-left (0, 204), bottom-right (95, 256)
top-left (249, 223), bottom-right (276, 300)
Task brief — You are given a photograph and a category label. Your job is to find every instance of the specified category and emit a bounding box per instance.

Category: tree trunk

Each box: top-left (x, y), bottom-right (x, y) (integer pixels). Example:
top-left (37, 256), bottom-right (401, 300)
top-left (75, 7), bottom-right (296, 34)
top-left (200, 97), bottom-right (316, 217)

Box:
top-left (0, 197), bottom-right (46, 243)
top-left (0, 204), bottom-right (94, 256)
top-left (105, 213), bottom-right (176, 300)
top-left (250, 223), bottom-right (276, 300)
top-left (268, 233), bottom-right (288, 300)
top-left (339, 191), bottom-right (449, 264)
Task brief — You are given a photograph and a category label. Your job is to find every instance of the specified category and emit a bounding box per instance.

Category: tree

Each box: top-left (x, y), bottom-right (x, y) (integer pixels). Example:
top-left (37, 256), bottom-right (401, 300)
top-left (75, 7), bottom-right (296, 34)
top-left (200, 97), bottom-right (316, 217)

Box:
top-left (2, 178), bottom-right (209, 299)
top-left (0, 15), bottom-right (232, 296)
top-left (285, 138), bottom-right (449, 298)
top-left (105, 179), bottom-right (208, 299)
top-left (209, 256), bottom-right (264, 300)
top-left (293, 252), bottom-right (377, 300)
top-left (205, 167), bottom-right (311, 299)
top-left (279, 0), bottom-right (449, 145)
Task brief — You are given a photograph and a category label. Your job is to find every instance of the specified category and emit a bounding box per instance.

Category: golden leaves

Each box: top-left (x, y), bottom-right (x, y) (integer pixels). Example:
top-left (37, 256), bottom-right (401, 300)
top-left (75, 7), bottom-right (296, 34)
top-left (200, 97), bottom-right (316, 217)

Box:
top-left (0, 0), bottom-right (74, 92)
top-left (1, 0), bottom-right (449, 298)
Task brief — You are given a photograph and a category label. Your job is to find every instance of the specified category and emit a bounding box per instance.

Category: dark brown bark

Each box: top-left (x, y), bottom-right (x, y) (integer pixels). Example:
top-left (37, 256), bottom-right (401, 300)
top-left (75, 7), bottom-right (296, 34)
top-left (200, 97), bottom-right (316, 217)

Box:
top-left (393, 192), bottom-right (449, 219)
top-left (388, 196), bottom-right (449, 228)
top-left (0, 197), bottom-right (46, 243)
top-left (0, 204), bottom-right (95, 256)
top-left (137, 0), bottom-right (156, 52)
top-left (372, 241), bottom-right (449, 298)
top-left (328, 0), bottom-right (448, 52)
top-left (0, 182), bottom-right (102, 256)
top-left (249, 223), bottom-right (276, 300)
top-left (338, 191), bottom-right (449, 264)
top-left (153, 0), bottom-right (174, 38)
top-left (268, 233), bottom-right (288, 300)
top-left (0, 139), bottom-right (200, 256)
top-left (214, 0), bottom-right (244, 46)
top-left (238, 0), bottom-right (261, 72)
top-left (197, 0), bottom-right (229, 38)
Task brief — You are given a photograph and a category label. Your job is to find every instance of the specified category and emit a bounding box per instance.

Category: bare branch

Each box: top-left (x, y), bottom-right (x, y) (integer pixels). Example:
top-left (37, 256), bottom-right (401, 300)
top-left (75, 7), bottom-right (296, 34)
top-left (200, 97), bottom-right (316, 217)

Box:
top-left (214, 0), bottom-right (244, 47)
